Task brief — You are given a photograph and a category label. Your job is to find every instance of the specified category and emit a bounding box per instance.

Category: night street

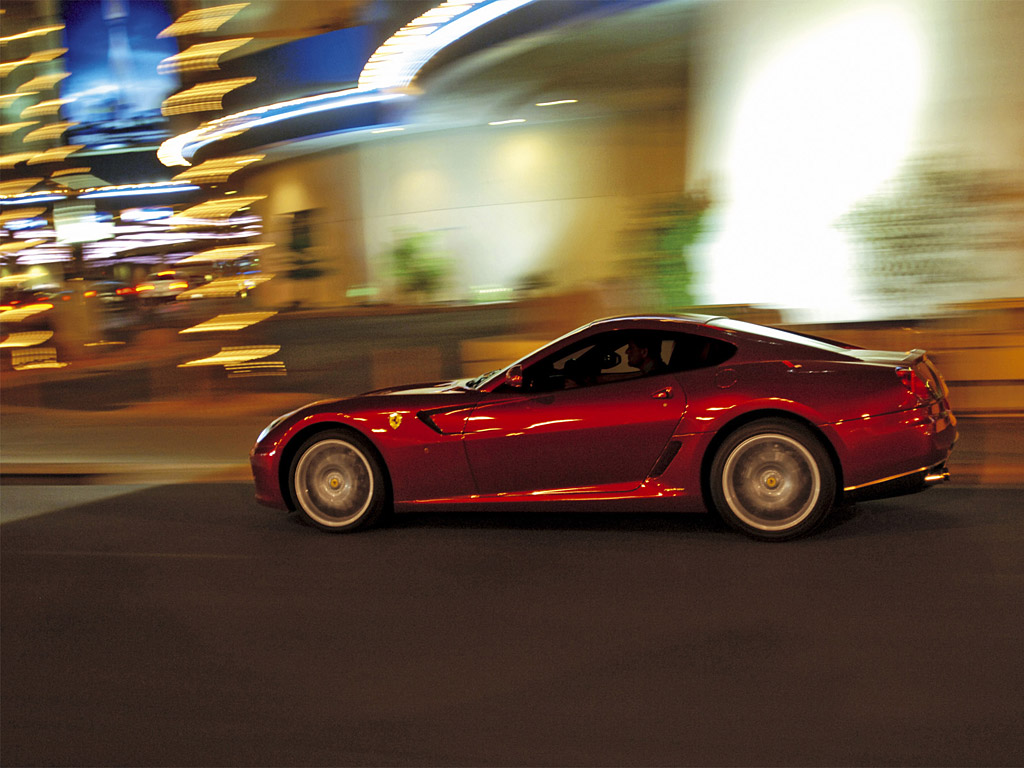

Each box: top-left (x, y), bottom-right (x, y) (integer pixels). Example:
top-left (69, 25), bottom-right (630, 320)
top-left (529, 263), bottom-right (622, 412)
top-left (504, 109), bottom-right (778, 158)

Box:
top-left (2, 484), bottom-right (1022, 767)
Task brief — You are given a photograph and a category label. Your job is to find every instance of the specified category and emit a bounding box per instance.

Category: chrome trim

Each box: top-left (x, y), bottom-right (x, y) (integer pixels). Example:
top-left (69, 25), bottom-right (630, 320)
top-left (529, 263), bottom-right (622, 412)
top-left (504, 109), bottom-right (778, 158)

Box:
top-left (924, 469), bottom-right (951, 485)
top-left (844, 465), bottom-right (932, 492)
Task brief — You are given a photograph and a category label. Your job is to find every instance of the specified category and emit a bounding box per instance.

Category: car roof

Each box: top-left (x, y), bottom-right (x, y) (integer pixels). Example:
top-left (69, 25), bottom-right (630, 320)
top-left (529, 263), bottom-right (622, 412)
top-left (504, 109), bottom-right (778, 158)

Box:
top-left (583, 313), bottom-right (724, 331)
top-left (584, 314), bottom-right (855, 355)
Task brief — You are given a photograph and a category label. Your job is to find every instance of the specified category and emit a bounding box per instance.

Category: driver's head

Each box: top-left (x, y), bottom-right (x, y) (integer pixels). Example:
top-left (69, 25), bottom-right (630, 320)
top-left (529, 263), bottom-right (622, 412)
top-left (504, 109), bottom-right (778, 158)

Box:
top-left (626, 333), bottom-right (661, 368)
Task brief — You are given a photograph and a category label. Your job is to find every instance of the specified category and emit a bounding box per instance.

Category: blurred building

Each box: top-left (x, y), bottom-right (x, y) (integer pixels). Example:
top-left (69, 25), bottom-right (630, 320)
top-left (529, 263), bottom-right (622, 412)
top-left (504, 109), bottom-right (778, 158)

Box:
top-left (4, 0), bottom-right (1024, 322)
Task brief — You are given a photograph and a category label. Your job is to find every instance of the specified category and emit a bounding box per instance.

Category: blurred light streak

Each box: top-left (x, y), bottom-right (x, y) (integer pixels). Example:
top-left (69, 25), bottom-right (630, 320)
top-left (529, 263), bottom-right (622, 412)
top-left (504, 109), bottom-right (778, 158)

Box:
top-left (0, 304), bottom-right (54, 323)
top-left (0, 48), bottom-right (66, 77)
top-left (359, 0), bottom-right (535, 90)
top-left (179, 345), bottom-right (280, 367)
top-left (158, 39), bottom-right (252, 74)
top-left (0, 24), bottom-right (65, 44)
top-left (535, 99), bottom-right (577, 107)
top-left (158, 3), bottom-right (248, 38)
top-left (158, 0), bottom-right (535, 167)
top-left (1, 153), bottom-right (37, 170)
top-left (489, 118), bottom-right (526, 125)
top-left (0, 93), bottom-right (36, 108)
top-left (0, 205), bottom-right (45, 223)
top-left (20, 98), bottom-right (73, 119)
top-left (169, 196), bottom-right (265, 223)
top-left (226, 360), bottom-right (287, 378)
top-left (162, 77), bottom-right (257, 116)
top-left (179, 311), bottom-right (277, 334)
top-left (0, 331), bottom-right (53, 349)
top-left (27, 145), bottom-right (84, 165)
top-left (177, 274), bottom-right (273, 300)
top-left (171, 155), bottom-right (264, 184)
top-left (702, 5), bottom-right (926, 321)
top-left (0, 122), bottom-right (39, 136)
top-left (0, 179), bottom-right (44, 195)
top-left (78, 182), bottom-right (200, 200)
top-left (22, 122), bottom-right (77, 143)
top-left (11, 348), bottom-right (67, 370)
top-left (0, 239), bottom-right (47, 255)
top-left (175, 243), bottom-right (272, 263)
top-left (0, 192), bottom-right (67, 205)
top-left (16, 72), bottom-right (70, 92)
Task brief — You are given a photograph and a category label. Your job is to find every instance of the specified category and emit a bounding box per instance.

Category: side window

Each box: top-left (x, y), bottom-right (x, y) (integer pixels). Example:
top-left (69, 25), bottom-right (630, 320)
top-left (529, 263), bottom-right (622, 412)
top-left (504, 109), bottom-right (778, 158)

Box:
top-left (519, 331), bottom-right (736, 392)
top-left (524, 332), bottom-right (671, 390)
top-left (664, 333), bottom-right (736, 371)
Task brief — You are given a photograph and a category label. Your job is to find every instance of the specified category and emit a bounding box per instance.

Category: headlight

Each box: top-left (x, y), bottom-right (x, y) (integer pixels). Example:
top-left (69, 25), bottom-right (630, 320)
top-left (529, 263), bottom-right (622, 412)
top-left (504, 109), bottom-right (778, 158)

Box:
top-left (256, 408), bottom-right (301, 444)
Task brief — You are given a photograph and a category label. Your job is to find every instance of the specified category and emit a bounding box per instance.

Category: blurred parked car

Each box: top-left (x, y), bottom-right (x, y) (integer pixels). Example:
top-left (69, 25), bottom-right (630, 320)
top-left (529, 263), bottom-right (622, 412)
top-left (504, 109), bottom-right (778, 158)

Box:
top-left (85, 280), bottom-right (136, 310)
top-left (135, 271), bottom-right (203, 301)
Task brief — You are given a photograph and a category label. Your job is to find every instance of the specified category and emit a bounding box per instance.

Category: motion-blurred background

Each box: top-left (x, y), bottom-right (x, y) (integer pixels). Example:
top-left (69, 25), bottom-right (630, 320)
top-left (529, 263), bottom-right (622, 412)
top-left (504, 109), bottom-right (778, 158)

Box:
top-left (2, 0), bottom-right (1021, 480)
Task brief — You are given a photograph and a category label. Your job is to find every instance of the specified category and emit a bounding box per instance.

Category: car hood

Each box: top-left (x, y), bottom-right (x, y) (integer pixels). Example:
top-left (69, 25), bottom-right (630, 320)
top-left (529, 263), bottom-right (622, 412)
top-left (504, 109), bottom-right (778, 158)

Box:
top-left (363, 379), bottom-right (476, 396)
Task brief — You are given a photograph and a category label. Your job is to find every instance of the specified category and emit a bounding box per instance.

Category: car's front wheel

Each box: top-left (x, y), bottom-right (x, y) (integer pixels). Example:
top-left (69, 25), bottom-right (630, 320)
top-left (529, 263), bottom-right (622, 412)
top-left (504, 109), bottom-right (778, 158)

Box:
top-left (289, 430), bottom-right (388, 532)
top-left (710, 418), bottom-right (835, 540)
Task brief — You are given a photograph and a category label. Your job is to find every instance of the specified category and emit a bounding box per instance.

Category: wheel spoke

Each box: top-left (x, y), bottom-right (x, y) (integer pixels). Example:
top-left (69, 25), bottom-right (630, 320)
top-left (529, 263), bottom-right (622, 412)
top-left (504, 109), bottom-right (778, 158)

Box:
top-left (722, 432), bottom-right (821, 531)
top-left (295, 439), bottom-right (374, 527)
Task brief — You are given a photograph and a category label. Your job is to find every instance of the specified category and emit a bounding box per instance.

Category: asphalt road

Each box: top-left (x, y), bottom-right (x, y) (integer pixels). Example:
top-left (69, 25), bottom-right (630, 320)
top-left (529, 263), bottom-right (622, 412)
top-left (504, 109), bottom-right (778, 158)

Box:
top-left (2, 484), bottom-right (1023, 767)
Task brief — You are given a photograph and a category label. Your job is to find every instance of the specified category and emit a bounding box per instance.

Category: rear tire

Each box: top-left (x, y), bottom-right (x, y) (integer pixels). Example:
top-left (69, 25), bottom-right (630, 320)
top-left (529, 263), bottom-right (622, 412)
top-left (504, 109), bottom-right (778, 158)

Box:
top-left (710, 418), bottom-right (835, 540)
top-left (289, 430), bottom-right (388, 532)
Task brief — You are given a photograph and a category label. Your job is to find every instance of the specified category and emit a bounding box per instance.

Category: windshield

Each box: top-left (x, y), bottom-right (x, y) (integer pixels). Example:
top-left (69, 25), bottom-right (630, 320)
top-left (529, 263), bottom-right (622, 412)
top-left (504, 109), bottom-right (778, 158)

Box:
top-left (465, 368), bottom-right (504, 390)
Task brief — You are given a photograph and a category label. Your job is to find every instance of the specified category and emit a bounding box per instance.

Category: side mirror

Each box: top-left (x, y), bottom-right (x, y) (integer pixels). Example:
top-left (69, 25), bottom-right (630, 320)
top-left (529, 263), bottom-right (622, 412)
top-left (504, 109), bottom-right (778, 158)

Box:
top-left (505, 364), bottom-right (523, 389)
top-left (601, 351), bottom-right (621, 369)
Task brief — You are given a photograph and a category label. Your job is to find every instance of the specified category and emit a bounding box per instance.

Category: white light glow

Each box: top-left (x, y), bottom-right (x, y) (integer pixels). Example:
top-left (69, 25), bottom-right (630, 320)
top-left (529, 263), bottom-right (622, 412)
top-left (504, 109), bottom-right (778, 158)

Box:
top-left (702, 5), bottom-right (926, 322)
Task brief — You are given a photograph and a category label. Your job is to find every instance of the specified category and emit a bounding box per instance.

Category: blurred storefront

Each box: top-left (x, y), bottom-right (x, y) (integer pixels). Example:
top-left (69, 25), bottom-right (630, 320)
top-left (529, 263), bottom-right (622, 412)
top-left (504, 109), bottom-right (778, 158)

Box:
top-left (4, 0), bottom-right (1023, 323)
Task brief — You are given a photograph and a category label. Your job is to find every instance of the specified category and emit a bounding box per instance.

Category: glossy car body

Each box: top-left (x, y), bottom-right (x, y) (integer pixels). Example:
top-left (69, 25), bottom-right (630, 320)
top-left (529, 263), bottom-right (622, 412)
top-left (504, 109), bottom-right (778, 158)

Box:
top-left (251, 314), bottom-right (958, 539)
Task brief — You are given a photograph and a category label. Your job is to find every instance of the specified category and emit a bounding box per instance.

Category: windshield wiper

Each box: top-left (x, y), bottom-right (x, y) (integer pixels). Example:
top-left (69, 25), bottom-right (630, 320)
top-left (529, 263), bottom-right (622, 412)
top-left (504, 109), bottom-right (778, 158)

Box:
top-left (466, 369), bottom-right (500, 389)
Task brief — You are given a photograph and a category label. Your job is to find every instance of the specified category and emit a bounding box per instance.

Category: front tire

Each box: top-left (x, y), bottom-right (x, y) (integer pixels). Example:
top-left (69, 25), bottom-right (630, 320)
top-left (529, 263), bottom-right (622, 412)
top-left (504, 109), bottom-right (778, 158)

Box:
top-left (289, 430), bottom-right (388, 532)
top-left (710, 419), bottom-right (835, 540)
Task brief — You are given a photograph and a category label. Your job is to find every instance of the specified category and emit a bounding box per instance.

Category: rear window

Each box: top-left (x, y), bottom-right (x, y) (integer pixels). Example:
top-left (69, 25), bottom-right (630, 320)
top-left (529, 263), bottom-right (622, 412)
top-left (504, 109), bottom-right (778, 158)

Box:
top-left (710, 318), bottom-right (853, 354)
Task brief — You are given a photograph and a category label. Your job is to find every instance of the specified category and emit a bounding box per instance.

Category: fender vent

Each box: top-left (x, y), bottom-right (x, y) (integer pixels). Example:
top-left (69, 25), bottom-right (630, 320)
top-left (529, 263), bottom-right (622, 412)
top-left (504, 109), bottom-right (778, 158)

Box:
top-left (650, 440), bottom-right (681, 478)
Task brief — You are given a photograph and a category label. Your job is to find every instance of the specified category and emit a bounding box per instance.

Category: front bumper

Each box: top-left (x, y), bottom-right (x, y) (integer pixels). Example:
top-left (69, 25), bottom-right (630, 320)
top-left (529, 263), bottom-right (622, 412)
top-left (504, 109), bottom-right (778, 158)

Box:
top-left (250, 447), bottom-right (289, 510)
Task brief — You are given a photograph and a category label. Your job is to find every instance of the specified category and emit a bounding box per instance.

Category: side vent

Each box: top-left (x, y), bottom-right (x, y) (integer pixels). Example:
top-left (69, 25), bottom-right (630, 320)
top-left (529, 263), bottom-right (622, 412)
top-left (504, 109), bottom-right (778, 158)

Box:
top-left (417, 410), bottom-right (443, 434)
top-left (649, 440), bottom-right (681, 478)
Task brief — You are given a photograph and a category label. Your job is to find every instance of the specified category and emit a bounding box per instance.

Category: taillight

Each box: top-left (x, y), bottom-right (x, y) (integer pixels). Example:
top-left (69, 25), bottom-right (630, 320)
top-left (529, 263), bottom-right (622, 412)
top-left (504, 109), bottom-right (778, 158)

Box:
top-left (169, 281), bottom-right (188, 291)
top-left (897, 366), bottom-right (932, 402)
top-left (116, 287), bottom-right (134, 295)
top-left (136, 283), bottom-right (155, 292)
top-left (84, 290), bottom-right (97, 298)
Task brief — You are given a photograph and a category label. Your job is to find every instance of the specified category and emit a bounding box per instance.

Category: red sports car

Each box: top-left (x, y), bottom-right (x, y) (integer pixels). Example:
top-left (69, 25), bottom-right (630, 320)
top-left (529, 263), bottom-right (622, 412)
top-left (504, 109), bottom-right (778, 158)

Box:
top-left (250, 314), bottom-right (957, 540)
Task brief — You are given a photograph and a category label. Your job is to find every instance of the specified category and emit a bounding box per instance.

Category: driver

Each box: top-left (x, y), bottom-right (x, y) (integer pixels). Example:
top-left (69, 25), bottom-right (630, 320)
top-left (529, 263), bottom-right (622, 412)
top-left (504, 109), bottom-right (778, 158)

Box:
top-left (626, 334), bottom-right (668, 375)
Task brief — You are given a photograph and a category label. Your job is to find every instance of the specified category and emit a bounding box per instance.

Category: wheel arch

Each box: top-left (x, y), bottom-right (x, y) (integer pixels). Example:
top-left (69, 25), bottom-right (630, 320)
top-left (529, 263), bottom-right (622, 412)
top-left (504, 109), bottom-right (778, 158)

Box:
top-left (278, 422), bottom-right (393, 511)
top-left (699, 408), bottom-right (844, 509)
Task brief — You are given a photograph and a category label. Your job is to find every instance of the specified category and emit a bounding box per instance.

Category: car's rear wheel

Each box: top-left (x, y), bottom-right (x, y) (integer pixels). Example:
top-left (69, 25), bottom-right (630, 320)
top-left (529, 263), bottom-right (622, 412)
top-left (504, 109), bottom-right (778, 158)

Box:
top-left (710, 418), bottom-right (835, 540)
top-left (289, 430), bottom-right (387, 532)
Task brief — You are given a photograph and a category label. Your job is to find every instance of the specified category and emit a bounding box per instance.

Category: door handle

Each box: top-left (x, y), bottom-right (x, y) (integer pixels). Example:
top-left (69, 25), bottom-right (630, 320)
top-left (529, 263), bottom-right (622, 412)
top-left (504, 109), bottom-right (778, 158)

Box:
top-left (652, 387), bottom-right (674, 400)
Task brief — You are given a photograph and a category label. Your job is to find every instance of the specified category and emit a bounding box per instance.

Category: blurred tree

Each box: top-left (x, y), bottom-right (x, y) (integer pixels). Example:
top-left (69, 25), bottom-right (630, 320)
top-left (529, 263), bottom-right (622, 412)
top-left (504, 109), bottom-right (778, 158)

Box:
top-left (841, 157), bottom-right (1024, 311)
top-left (285, 209), bottom-right (324, 281)
top-left (625, 191), bottom-right (711, 311)
top-left (388, 231), bottom-right (449, 302)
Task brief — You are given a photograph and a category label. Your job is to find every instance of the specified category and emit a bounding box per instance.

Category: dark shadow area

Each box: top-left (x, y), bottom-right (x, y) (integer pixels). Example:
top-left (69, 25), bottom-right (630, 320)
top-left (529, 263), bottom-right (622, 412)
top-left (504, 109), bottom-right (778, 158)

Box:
top-left (4, 482), bottom-right (1023, 768)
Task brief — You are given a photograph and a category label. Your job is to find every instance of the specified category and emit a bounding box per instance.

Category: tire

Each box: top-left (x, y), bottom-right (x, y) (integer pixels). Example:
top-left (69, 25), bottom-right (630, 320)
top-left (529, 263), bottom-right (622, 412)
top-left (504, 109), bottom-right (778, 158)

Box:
top-left (710, 418), bottom-right (835, 540)
top-left (289, 430), bottom-right (388, 532)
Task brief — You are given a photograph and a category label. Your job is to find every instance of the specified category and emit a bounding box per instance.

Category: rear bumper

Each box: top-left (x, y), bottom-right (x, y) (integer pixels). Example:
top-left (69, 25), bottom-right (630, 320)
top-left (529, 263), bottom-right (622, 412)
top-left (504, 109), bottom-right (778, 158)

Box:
top-left (832, 403), bottom-right (957, 492)
top-left (845, 461), bottom-right (950, 502)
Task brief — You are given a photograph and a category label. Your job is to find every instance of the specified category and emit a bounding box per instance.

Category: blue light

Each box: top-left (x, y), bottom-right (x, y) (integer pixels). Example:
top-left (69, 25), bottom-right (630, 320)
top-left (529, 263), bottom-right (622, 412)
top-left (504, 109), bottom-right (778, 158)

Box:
top-left (79, 184), bottom-right (200, 200)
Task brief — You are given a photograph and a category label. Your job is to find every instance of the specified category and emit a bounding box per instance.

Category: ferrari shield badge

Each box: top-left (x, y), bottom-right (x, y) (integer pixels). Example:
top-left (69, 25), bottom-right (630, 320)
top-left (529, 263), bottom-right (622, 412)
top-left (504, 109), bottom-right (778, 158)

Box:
top-left (389, 412), bottom-right (403, 430)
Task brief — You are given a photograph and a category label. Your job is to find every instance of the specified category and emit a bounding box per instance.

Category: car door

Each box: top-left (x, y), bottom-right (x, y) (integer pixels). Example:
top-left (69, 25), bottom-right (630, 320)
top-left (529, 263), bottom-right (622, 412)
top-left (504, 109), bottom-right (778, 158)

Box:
top-left (463, 370), bottom-right (686, 495)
